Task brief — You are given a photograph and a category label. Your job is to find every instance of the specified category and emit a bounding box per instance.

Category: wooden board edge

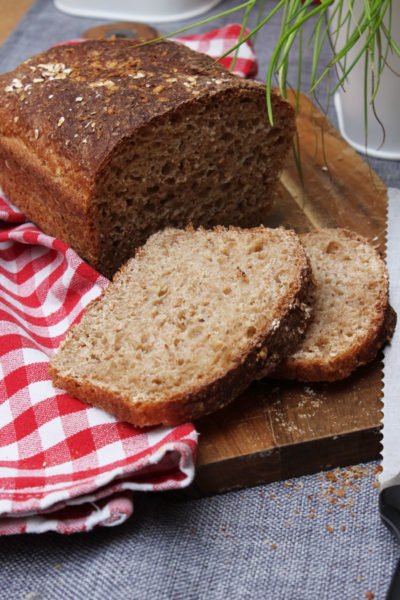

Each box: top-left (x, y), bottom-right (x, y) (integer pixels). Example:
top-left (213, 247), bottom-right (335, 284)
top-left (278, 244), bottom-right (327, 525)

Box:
top-left (291, 91), bottom-right (387, 195)
top-left (178, 426), bottom-right (382, 498)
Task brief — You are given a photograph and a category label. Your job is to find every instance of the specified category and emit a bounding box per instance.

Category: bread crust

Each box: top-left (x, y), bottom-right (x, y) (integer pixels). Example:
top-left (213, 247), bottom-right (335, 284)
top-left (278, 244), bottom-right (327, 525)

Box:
top-left (0, 40), bottom-right (266, 176)
top-left (274, 228), bottom-right (397, 382)
top-left (49, 227), bottom-right (313, 427)
top-left (0, 40), bottom-right (295, 277)
top-left (276, 303), bottom-right (396, 382)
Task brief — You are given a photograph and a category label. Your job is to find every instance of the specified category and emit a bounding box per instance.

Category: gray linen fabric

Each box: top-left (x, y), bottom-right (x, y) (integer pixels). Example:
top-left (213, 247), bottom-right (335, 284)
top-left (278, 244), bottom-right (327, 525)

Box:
top-left (0, 1), bottom-right (399, 598)
top-left (0, 465), bottom-right (398, 600)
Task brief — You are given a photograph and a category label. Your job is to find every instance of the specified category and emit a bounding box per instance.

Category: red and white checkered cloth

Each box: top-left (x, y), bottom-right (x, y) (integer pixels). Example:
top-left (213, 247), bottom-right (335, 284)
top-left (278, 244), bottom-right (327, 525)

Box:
top-left (0, 26), bottom-right (257, 535)
top-left (174, 24), bottom-right (258, 78)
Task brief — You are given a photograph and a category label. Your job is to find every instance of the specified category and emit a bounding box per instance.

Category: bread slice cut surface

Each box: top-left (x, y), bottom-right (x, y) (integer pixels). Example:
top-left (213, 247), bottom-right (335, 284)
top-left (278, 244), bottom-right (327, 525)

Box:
top-left (50, 226), bottom-right (313, 426)
top-left (274, 228), bottom-right (396, 382)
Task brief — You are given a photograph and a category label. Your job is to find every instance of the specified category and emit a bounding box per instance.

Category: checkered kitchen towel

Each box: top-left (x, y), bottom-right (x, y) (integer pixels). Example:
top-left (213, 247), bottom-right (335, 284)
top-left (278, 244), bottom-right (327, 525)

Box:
top-left (174, 24), bottom-right (258, 77)
top-left (0, 26), bottom-right (257, 535)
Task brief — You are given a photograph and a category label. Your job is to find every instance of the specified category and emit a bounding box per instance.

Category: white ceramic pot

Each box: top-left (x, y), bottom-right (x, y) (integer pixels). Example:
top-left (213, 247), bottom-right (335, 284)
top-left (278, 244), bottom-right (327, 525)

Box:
top-left (54, 0), bottom-right (224, 23)
top-left (329, 0), bottom-right (400, 159)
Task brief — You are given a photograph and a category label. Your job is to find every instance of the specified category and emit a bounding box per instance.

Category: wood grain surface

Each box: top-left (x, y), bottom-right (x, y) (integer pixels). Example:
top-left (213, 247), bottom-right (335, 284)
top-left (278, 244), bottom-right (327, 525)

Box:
top-left (0, 0), bottom-right (33, 46)
top-left (189, 92), bottom-right (386, 497)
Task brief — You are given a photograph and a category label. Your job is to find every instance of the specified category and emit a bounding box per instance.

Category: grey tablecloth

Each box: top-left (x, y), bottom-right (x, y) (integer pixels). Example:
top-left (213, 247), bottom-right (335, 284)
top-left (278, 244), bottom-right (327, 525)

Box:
top-left (0, 2), bottom-right (398, 599)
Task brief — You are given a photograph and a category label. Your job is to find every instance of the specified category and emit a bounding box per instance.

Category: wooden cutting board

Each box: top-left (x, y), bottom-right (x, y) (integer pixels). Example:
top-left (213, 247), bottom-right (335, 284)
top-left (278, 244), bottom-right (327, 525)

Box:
top-left (188, 92), bottom-right (387, 497)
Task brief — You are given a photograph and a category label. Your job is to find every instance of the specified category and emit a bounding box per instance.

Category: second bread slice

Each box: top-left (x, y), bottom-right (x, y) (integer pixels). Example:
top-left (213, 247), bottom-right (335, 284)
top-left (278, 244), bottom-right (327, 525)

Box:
top-left (50, 226), bottom-right (313, 426)
top-left (274, 228), bottom-right (396, 382)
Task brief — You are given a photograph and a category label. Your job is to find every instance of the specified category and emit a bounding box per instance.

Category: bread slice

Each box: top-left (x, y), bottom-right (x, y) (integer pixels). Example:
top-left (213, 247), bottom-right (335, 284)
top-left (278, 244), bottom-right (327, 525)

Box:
top-left (274, 228), bottom-right (396, 382)
top-left (50, 226), bottom-right (313, 427)
top-left (0, 40), bottom-right (295, 278)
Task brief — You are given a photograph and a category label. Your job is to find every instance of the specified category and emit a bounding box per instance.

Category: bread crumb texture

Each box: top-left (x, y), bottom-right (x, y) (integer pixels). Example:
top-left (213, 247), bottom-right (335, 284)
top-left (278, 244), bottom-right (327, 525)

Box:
top-left (275, 228), bottom-right (396, 381)
top-left (50, 226), bottom-right (312, 426)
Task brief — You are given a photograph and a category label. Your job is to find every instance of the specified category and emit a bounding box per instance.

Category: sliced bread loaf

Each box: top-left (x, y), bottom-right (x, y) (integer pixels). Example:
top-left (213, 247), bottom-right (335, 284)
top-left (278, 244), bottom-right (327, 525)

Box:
top-left (50, 226), bottom-right (313, 426)
top-left (0, 40), bottom-right (295, 278)
top-left (274, 228), bottom-right (396, 382)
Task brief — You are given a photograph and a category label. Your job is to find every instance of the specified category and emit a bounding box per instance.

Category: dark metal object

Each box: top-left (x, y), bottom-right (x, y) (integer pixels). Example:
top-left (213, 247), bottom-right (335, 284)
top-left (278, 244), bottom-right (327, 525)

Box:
top-left (380, 486), bottom-right (400, 599)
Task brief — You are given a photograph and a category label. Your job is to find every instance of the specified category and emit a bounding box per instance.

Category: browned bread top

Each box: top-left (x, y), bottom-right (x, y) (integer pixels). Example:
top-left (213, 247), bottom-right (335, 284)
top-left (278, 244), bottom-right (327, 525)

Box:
top-left (274, 228), bottom-right (397, 382)
top-left (50, 226), bottom-right (313, 427)
top-left (0, 39), bottom-right (272, 184)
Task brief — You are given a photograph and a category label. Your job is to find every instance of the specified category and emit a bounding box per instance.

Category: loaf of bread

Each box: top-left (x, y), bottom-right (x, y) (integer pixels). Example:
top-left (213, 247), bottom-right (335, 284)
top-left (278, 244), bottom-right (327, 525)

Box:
top-left (274, 228), bottom-right (396, 382)
top-left (0, 40), bottom-right (295, 278)
top-left (50, 226), bottom-right (313, 426)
